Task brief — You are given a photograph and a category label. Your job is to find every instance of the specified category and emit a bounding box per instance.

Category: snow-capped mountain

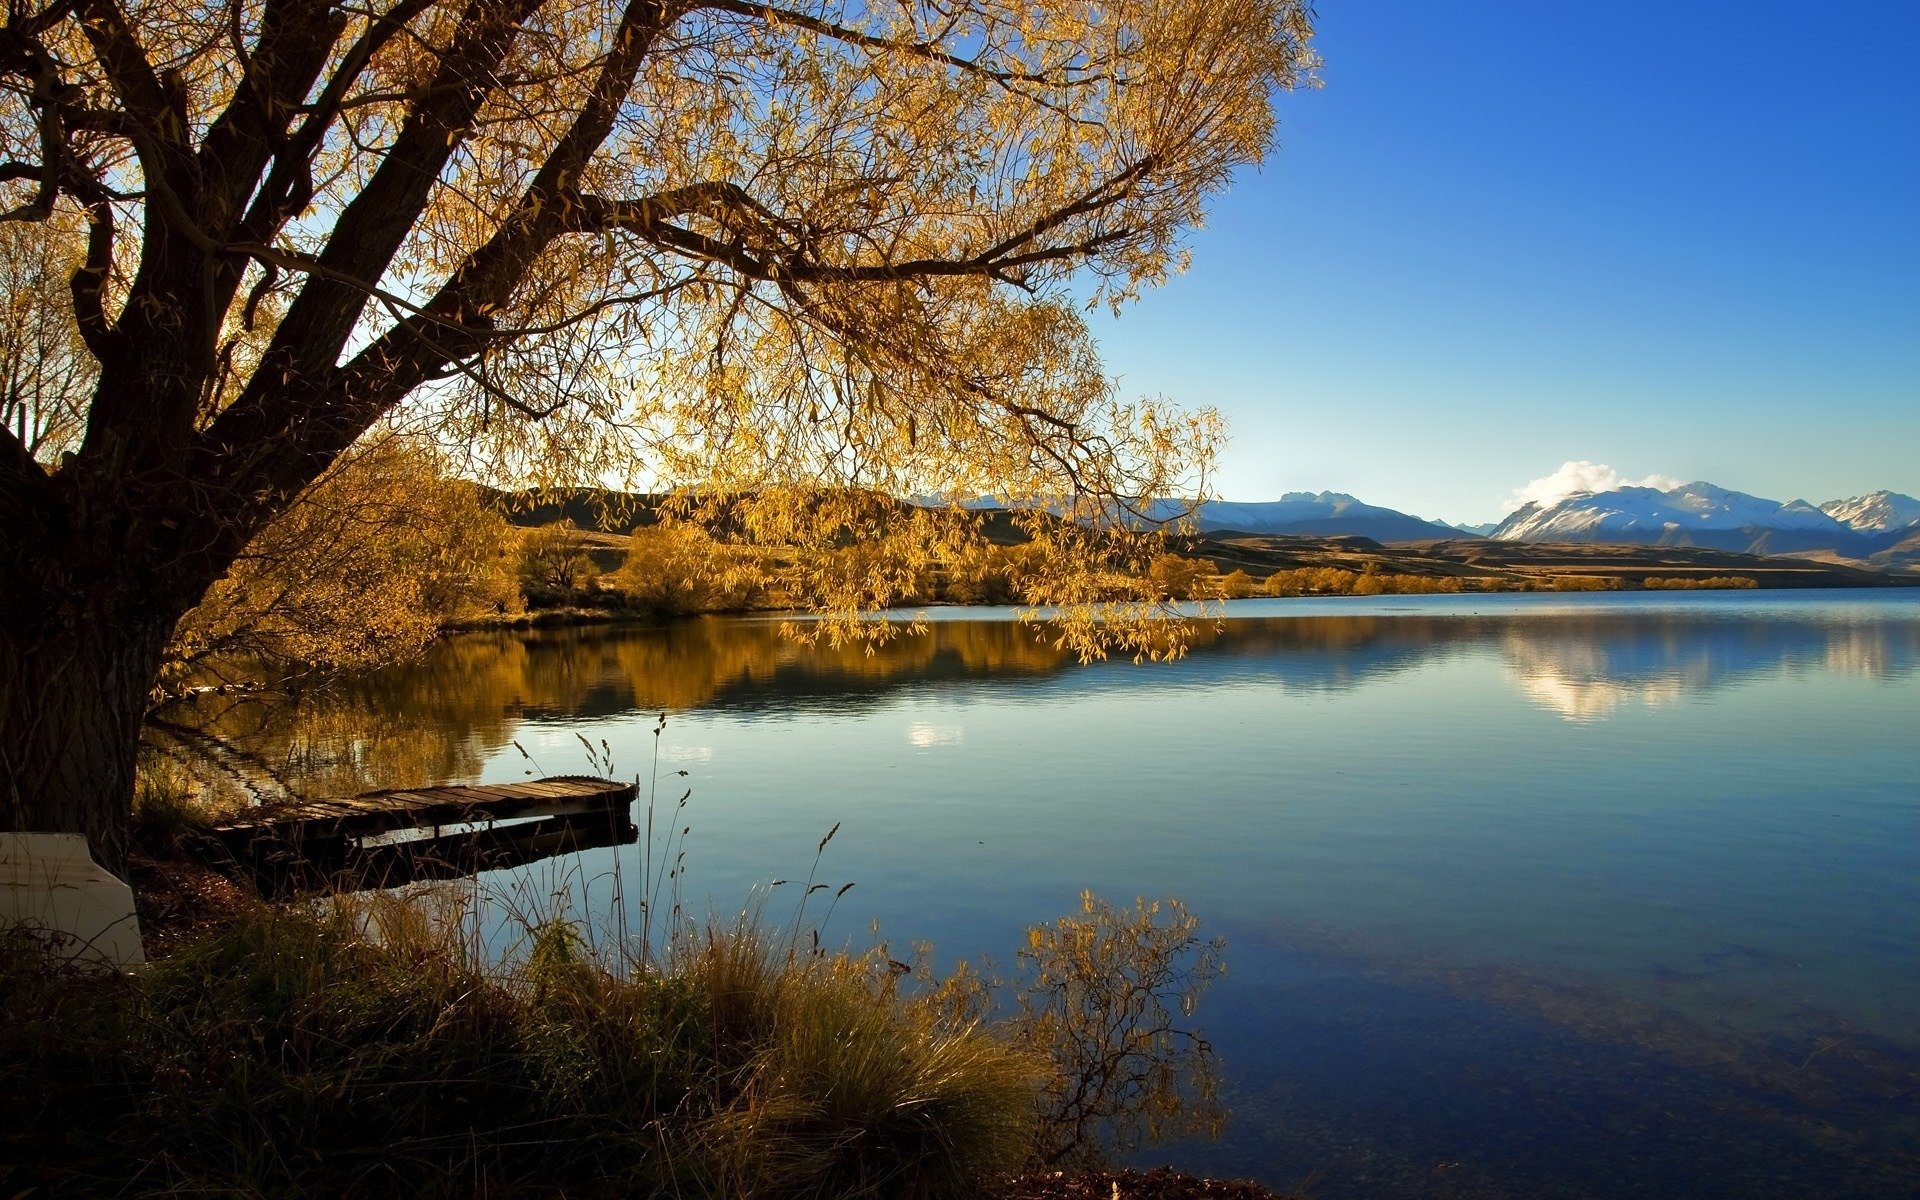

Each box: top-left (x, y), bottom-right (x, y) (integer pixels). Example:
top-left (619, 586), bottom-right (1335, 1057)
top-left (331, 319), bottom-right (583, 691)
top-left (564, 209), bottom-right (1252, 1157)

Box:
top-left (1491, 481), bottom-right (1873, 556)
top-left (973, 482), bottom-right (1920, 561)
top-left (1820, 491), bottom-right (1920, 533)
top-left (1155, 493), bottom-right (1462, 542)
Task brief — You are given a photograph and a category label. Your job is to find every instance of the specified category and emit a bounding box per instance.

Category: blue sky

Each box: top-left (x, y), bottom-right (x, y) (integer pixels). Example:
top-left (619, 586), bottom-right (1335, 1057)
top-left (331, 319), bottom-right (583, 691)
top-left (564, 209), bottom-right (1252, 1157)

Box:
top-left (1089, 1), bottom-right (1920, 525)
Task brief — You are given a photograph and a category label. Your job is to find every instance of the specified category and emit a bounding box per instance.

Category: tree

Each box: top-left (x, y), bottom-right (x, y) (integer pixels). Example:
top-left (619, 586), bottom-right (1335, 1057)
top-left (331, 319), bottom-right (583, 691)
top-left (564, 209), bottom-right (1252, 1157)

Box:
top-left (165, 433), bottom-right (518, 681)
top-left (0, 0), bottom-right (1316, 873)
top-left (1145, 552), bottom-right (1206, 601)
top-left (0, 211), bottom-right (93, 460)
top-left (612, 519), bottom-right (760, 614)
top-left (516, 519), bottom-right (602, 597)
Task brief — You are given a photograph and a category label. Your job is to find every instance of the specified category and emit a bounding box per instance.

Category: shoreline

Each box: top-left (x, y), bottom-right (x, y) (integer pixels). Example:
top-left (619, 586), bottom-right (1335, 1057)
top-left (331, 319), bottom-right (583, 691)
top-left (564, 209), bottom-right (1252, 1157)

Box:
top-left (441, 575), bottom-right (1920, 637)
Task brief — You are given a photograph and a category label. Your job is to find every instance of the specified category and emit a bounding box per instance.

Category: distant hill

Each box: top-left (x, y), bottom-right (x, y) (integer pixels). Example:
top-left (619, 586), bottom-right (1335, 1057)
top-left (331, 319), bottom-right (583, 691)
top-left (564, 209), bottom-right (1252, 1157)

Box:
top-left (485, 482), bottom-right (1920, 571)
top-left (1192, 533), bottom-right (1910, 589)
top-left (1869, 527), bottom-right (1920, 571)
top-left (480, 486), bottom-right (662, 532)
top-left (1143, 493), bottom-right (1462, 542)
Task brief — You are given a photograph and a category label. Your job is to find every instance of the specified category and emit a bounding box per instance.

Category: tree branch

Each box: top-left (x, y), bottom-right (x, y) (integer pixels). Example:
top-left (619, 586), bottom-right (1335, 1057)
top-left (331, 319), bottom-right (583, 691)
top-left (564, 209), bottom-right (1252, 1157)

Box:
top-left (182, 0), bottom-right (613, 566)
top-left (67, 197), bottom-right (116, 361)
top-left (242, 0), bottom-right (543, 381)
top-left (568, 182), bottom-right (1143, 284)
top-left (70, 0), bottom-right (190, 174)
top-left (698, 0), bottom-right (1058, 85)
top-left (231, 0), bottom-right (436, 251)
top-left (0, 419), bottom-right (45, 483)
top-left (194, 0), bottom-right (349, 241)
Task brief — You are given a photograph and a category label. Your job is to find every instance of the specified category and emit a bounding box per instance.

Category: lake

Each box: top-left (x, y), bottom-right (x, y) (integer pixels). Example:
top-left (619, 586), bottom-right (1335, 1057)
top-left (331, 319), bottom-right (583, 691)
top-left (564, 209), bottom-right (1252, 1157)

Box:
top-left (185, 590), bottom-right (1920, 1198)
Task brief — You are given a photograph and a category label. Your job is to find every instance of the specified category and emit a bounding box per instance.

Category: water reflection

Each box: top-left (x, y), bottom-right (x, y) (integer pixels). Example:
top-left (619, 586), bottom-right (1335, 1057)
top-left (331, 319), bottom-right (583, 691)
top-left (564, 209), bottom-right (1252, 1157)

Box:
top-left (164, 594), bottom-right (1920, 1198)
top-left (1496, 609), bottom-right (1920, 720)
top-left (174, 597), bottom-right (1920, 794)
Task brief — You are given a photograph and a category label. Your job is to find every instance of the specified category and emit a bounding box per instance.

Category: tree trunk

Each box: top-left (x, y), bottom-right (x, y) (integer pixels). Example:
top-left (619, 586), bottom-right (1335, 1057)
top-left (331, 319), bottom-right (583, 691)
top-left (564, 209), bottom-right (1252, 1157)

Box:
top-left (0, 589), bottom-right (174, 880)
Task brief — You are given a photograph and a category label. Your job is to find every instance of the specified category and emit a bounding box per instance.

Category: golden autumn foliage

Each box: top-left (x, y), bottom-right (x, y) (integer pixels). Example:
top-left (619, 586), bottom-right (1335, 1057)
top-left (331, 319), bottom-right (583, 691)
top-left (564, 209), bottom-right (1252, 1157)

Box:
top-left (0, 0), bottom-right (1318, 863)
top-left (516, 519), bottom-right (603, 596)
top-left (1218, 568), bottom-right (1256, 599)
top-left (1260, 567), bottom-right (1465, 597)
top-left (166, 436), bottom-right (519, 681)
top-left (936, 541), bottom-right (1055, 606)
top-left (1145, 552), bottom-right (1211, 601)
top-left (1641, 575), bottom-right (1760, 590)
top-left (612, 520), bottom-right (767, 614)
top-left (1551, 575), bottom-right (1618, 592)
top-left (5, 0), bottom-right (1315, 635)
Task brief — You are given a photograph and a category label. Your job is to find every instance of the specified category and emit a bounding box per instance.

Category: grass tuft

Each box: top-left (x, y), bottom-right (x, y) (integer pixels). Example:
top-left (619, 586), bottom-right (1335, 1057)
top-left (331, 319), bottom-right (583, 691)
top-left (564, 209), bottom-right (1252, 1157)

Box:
top-left (0, 900), bottom-right (1042, 1199)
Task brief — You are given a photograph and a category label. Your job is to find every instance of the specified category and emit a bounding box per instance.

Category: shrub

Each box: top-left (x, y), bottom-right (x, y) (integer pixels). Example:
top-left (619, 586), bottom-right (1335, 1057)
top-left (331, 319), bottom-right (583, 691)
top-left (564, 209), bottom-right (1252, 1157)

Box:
top-left (613, 521), bottom-right (762, 615)
top-left (1011, 894), bottom-right (1226, 1168)
top-left (0, 885), bottom-right (1225, 1197)
top-left (517, 519), bottom-right (602, 597)
top-left (167, 436), bottom-right (522, 677)
top-left (1642, 575), bottom-right (1760, 590)
top-left (1260, 567), bottom-right (1464, 597)
top-left (1551, 575), bottom-right (1616, 591)
top-left (917, 893), bottom-right (1227, 1171)
top-left (1146, 554), bottom-right (1209, 601)
top-left (934, 543), bottom-right (1051, 605)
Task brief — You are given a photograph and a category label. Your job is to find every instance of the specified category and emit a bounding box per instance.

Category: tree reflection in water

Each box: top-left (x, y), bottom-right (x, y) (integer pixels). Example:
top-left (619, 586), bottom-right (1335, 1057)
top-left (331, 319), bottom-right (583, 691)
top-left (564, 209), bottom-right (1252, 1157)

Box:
top-left (164, 603), bottom-right (1920, 800)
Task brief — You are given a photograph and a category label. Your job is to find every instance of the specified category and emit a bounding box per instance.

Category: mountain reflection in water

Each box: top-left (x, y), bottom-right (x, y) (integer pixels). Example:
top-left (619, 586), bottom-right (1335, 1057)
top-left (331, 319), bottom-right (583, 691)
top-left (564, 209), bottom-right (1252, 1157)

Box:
top-left (176, 594), bottom-right (1920, 798)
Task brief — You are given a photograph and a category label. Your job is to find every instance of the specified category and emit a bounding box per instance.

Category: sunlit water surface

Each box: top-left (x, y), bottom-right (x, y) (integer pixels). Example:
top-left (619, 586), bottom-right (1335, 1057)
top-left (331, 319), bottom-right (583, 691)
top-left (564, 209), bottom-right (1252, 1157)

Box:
top-left (197, 591), bottom-right (1920, 1198)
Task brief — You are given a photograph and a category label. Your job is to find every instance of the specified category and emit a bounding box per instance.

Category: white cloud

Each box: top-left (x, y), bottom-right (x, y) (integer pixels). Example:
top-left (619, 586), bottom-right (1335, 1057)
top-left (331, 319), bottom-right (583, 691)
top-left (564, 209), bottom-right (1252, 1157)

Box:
top-left (1504, 461), bottom-right (1680, 512)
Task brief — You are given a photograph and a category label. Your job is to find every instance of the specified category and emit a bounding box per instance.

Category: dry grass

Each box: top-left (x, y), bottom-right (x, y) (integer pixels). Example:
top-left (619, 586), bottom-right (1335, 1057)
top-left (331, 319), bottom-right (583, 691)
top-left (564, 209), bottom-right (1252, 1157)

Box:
top-left (0, 897), bottom-right (1040, 1199)
top-left (25, 757), bottom-right (1232, 1197)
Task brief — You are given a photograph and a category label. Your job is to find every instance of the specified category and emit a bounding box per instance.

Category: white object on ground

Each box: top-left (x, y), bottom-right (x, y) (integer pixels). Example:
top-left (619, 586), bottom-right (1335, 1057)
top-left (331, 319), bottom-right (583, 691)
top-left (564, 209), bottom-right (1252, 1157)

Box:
top-left (0, 832), bottom-right (145, 970)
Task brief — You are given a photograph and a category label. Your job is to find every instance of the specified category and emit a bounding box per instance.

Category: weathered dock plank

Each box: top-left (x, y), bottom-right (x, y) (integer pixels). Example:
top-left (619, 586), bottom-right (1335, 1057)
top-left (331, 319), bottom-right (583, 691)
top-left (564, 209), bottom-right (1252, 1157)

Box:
top-left (204, 776), bottom-right (639, 897)
top-left (214, 776), bottom-right (635, 841)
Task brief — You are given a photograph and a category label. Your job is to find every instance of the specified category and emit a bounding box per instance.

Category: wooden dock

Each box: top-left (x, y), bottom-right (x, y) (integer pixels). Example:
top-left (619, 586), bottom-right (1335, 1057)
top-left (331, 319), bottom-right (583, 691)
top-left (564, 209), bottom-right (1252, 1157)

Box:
top-left (208, 776), bottom-right (638, 897)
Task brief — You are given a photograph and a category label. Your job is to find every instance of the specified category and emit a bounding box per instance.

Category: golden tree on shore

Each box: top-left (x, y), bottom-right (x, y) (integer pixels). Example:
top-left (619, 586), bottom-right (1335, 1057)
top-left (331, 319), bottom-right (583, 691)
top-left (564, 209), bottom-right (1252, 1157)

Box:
top-left (0, 0), bottom-right (1316, 872)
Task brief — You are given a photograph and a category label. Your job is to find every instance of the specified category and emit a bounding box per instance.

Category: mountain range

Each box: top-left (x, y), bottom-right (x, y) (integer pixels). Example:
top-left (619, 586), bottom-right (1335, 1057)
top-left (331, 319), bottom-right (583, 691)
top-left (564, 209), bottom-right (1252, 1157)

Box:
top-left (1489, 483), bottom-right (1920, 563)
top-left (1820, 491), bottom-right (1920, 533)
top-left (1154, 493), bottom-right (1463, 541)
top-left (1169, 485), bottom-right (1920, 568)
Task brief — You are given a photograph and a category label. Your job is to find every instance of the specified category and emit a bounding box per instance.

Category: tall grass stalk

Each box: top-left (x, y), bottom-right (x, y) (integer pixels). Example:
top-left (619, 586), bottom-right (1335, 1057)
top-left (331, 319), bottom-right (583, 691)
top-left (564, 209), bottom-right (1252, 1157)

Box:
top-left (65, 726), bottom-right (1230, 1196)
top-left (1, 893), bottom-right (1042, 1199)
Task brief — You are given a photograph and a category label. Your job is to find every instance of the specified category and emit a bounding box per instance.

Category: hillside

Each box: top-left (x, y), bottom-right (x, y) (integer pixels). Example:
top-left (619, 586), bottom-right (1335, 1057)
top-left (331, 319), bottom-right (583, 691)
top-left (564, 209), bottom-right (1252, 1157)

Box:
top-left (480, 486), bottom-right (663, 533)
top-left (1174, 494), bottom-right (1461, 541)
top-left (483, 485), bottom-right (1917, 590)
top-left (1188, 534), bottom-right (1909, 590)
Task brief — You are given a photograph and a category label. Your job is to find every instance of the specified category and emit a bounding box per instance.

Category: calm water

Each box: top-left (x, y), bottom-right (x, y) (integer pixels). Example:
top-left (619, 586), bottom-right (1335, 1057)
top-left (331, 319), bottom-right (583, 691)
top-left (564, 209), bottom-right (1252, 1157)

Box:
top-left (192, 590), bottom-right (1920, 1197)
